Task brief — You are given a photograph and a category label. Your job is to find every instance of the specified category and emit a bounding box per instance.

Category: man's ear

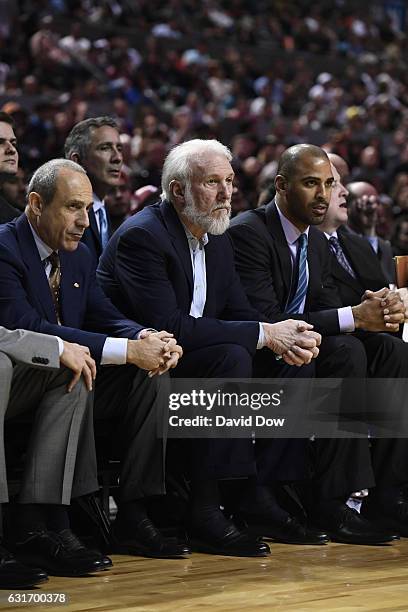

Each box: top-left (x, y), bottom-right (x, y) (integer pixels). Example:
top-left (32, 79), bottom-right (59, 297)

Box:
top-left (170, 180), bottom-right (185, 203)
top-left (69, 152), bottom-right (80, 164)
top-left (28, 191), bottom-right (43, 217)
top-left (275, 174), bottom-right (287, 194)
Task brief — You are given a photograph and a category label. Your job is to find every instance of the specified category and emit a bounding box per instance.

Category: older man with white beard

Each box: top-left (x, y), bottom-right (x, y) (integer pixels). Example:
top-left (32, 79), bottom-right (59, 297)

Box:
top-left (97, 138), bottom-right (327, 557)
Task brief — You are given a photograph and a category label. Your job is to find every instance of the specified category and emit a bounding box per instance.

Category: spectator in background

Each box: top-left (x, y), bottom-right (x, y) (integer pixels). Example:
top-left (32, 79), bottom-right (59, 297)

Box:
top-left (131, 184), bottom-right (159, 215)
top-left (64, 116), bottom-right (123, 264)
top-left (0, 168), bottom-right (27, 212)
top-left (0, 112), bottom-right (21, 223)
top-left (346, 181), bottom-right (395, 284)
top-left (104, 171), bottom-right (132, 232)
top-left (392, 213), bottom-right (408, 256)
top-left (350, 146), bottom-right (386, 193)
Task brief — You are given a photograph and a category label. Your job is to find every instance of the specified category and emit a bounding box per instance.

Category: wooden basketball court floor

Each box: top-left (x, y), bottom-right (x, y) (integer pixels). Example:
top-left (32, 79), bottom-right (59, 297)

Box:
top-left (2, 539), bottom-right (408, 612)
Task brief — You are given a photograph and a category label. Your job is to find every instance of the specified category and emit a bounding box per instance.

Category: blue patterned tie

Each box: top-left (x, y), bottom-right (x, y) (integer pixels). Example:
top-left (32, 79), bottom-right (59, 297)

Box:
top-left (287, 233), bottom-right (308, 314)
top-left (97, 206), bottom-right (109, 249)
top-left (329, 235), bottom-right (356, 278)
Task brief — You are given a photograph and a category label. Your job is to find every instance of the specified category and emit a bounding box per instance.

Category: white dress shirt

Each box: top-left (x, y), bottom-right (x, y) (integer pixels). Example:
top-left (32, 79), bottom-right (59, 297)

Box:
top-left (183, 225), bottom-right (266, 348)
top-left (276, 206), bottom-right (355, 332)
top-left (29, 221), bottom-right (128, 364)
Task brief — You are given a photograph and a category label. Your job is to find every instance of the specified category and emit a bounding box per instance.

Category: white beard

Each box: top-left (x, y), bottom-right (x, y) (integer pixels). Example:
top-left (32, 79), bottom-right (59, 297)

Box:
top-left (183, 187), bottom-right (231, 235)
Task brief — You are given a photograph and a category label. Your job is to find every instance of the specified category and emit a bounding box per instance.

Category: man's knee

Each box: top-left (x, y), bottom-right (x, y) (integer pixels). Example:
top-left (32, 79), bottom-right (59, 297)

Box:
top-left (215, 344), bottom-right (253, 377)
top-left (318, 335), bottom-right (367, 377)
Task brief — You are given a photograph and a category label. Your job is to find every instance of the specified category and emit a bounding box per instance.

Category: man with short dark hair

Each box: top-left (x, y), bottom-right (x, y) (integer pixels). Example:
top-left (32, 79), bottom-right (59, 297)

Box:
top-left (229, 143), bottom-right (404, 543)
top-left (0, 111), bottom-right (21, 223)
top-left (64, 116), bottom-right (123, 263)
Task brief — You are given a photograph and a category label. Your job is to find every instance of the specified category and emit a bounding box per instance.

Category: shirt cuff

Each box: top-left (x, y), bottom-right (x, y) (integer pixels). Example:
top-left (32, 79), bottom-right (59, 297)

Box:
top-left (257, 322), bottom-right (266, 349)
top-left (56, 336), bottom-right (64, 357)
top-left (338, 306), bottom-right (355, 332)
top-left (101, 337), bottom-right (128, 365)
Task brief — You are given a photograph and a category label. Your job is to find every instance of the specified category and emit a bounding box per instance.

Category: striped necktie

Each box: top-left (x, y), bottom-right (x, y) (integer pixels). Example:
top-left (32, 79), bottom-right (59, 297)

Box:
top-left (97, 206), bottom-right (109, 249)
top-left (47, 251), bottom-right (61, 324)
top-left (287, 233), bottom-right (308, 314)
top-left (329, 235), bottom-right (356, 278)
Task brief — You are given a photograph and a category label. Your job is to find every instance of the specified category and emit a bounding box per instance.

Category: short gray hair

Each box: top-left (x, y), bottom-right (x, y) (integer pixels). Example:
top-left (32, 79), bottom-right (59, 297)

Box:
top-left (64, 116), bottom-right (119, 160)
top-left (161, 139), bottom-right (232, 202)
top-left (28, 159), bottom-right (87, 206)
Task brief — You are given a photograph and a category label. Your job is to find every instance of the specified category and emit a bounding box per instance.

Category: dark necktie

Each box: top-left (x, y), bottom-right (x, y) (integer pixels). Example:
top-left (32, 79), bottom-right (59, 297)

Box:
top-left (287, 233), bottom-right (308, 314)
top-left (329, 236), bottom-right (356, 279)
top-left (97, 206), bottom-right (109, 249)
top-left (47, 251), bottom-right (61, 324)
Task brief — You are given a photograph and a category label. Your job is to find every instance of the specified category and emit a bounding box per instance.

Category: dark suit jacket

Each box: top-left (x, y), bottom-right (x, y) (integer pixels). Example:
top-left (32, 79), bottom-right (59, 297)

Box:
top-left (342, 226), bottom-right (395, 285)
top-left (228, 200), bottom-right (342, 335)
top-left (81, 206), bottom-right (112, 266)
top-left (0, 215), bottom-right (143, 363)
top-left (97, 199), bottom-right (262, 354)
top-left (0, 194), bottom-right (20, 224)
top-left (331, 226), bottom-right (389, 307)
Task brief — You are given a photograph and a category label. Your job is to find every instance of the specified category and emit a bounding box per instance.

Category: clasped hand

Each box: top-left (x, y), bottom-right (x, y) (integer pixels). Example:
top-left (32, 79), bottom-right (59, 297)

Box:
top-left (262, 320), bottom-right (321, 366)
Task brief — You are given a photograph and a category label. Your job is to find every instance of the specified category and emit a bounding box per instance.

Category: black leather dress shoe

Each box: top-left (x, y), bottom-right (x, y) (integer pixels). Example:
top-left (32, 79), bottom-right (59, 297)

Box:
top-left (189, 518), bottom-right (270, 557)
top-left (313, 505), bottom-right (396, 545)
top-left (57, 529), bottom-right (113, 569)
top-left (13, 530), bottom-right (106, 576)
top-left (237, 512), bottom-right (329, 545)
top-left (0, 544), bottom-right (48, 589)
top-left (111, 518), bottom-right (191, 558)
top-left (361, 496), bottom-right (408, 537)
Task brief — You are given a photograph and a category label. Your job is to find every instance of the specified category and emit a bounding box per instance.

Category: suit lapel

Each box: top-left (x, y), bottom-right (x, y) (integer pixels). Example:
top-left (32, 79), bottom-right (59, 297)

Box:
top-left (306, 230), bottom-right (323, 305)
top-left (329, 238), bottom-right (362, 293)
top-left (265, 201), bottom-right (293, 301)
top-left (161, 200), bottom-right (193, 293)
top-left (203, 237), bottom-right (217, 315)
top-left (339, 229), bottom-right (387, 289)
top-left (15, 216), bottom-right (58, 323)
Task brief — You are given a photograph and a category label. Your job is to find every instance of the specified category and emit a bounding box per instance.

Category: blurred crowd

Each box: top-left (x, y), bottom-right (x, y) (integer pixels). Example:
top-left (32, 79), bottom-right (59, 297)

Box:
top-left (1, 0), bottom-right (408, 254)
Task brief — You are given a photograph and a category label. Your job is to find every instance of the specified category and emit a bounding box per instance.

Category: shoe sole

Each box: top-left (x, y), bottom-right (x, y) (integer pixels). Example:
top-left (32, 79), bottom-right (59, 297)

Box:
top-left (329, 535), bottom-right (395, 545)
top-left (15, 556), bottom-right (106, 577)
top-left (246, 525), bottom-right (329, 545)
top-left (112, 544), bottom-right (191, 559)
top-left (190, 539), bottom-right (270, 557)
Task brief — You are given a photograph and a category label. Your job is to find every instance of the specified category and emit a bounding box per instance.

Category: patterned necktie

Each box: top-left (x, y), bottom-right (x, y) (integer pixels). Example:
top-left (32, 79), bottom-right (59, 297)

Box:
top-left (47, 251), bottom-right (61, 324)
top-left (287, 233), bottom-right (308, 314)
top-left (329, 236), bottom-right (356, 279)
top-left (97, 206), bottom-right (109, 249)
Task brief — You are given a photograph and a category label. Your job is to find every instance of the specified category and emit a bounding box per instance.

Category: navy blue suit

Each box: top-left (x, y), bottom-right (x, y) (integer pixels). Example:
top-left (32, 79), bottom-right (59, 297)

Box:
top-left (81, 206), bottom-right (112, 267)
top-left (98, 199), bottom-right (262, 355)
top-left (0, 214), bottom-right (168, 502)
top-left (0, 214), bottom-right (142, 362)
top-left (98, 200), bottom-right (309, 485)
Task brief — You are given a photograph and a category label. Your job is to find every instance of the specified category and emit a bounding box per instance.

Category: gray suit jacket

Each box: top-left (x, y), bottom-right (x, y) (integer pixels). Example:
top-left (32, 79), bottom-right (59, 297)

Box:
top-left (0, 327), bottom-right (60, 369)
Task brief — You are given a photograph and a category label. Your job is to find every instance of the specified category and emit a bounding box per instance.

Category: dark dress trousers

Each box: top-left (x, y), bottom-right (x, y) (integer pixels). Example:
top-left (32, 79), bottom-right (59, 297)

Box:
top-left (330, 226), bottom-right (408, 490)
top-left (0, 214), bottom-right (169, 503)
top-left (229, 201), bottom-right (408, 499)
top-left (97, 199), bottom-right (309, 485)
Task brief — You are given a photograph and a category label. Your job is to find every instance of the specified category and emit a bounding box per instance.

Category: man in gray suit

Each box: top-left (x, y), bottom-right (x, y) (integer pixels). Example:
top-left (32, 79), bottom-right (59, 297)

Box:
top-left (0, 327), bottom-right (105, 587)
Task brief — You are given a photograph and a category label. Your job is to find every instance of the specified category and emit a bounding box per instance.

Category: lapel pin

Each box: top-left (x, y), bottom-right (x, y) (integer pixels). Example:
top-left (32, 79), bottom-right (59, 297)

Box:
top-left (73, 282), bottom-right (80, 288)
